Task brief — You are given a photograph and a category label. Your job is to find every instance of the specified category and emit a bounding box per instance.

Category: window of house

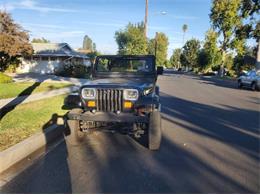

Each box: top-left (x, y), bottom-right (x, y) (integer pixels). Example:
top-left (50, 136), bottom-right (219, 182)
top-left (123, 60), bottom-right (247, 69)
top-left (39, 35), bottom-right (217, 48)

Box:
top-left (42, 57), bottom-right (49, 61)
top-left (33, 56), bottom-right (40, 61)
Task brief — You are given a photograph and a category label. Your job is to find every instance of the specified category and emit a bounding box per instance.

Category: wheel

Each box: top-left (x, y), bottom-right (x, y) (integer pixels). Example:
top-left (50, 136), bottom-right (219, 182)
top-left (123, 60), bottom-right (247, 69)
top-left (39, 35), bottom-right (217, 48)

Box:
top-left (148, 111), bottom-right (162, 150)
top-left (238, 80), bottom-right (243, 89)
top-left (155, 86), bottom-right (159, 95)
top-left (251, 82), bottom-right (256, 91)
top-left (66, 108), bottom-right (85, 146)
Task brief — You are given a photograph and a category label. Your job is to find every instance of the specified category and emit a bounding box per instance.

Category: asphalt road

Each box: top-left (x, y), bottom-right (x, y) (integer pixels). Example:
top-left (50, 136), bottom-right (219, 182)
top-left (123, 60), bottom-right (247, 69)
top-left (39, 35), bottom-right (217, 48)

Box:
top-left (1, 71), bottom-right (260, 193)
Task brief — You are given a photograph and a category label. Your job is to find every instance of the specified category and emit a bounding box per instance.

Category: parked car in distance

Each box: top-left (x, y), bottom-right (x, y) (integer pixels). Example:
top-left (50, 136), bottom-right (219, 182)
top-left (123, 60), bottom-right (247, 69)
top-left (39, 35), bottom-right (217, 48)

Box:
top-left (202, 71), bottom-right (217, 76)
top-left (157, 66), bottom-right (164, 75)
top-left (237, 70), bottom-right (260, 91)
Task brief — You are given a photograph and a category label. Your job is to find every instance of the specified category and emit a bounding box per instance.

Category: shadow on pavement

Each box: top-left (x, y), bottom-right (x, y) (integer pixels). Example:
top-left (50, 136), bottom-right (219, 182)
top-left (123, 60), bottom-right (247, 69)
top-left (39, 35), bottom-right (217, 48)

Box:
top-left (192, 76), bottom-right (239, 90)
top-left (160, 92), bottom-right (260, 160)
top-left (0, 82), bottom-right (42, 121)
top-left (1, 92), bottom-right (259, 193)
top-left (164, 70), bottom-right (240, 90)
top-left (0, 112), bottom-right (72, 193)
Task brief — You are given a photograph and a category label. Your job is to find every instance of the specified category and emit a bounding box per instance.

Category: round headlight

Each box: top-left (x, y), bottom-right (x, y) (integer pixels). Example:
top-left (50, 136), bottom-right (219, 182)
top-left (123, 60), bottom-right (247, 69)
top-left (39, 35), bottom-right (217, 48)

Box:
top-left (81, 88), bottom-right (96, 99)
top-left (123, 89), bottom-right (139, 101)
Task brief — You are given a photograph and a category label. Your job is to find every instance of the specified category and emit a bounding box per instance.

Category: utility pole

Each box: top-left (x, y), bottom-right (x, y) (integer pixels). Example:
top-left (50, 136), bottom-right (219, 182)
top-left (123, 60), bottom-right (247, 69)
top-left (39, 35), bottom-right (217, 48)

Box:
top-left (144, 0), bottom-right (148, 38)
top-left (256, 40), bottom-right (260, 70)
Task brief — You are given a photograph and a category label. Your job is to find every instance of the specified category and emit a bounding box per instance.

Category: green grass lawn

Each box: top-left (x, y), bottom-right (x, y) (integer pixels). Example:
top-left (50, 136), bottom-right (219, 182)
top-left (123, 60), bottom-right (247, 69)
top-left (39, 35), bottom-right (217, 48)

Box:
top-left (0, 82), bottom-right (73, 99)
top-left (0, 72), bottom-right (12, 83)
top-left (0, 95), bottom-right (68, 151)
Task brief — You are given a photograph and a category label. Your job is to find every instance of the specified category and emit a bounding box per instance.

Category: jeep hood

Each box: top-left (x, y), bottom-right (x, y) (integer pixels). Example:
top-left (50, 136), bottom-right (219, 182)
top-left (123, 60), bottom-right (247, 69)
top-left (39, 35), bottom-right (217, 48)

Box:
top-left (81, 78), bottom-right (155, 90)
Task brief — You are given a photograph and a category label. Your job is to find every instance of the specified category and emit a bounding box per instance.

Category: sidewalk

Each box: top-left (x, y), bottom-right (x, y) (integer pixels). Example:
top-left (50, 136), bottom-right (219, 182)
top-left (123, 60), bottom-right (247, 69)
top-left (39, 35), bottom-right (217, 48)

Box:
top-left (6, 73), bottom-right (89, 85)
top-left (1, 73), bottom-right (88, 109)
top-left (0, 86), bottom-right (77, 109)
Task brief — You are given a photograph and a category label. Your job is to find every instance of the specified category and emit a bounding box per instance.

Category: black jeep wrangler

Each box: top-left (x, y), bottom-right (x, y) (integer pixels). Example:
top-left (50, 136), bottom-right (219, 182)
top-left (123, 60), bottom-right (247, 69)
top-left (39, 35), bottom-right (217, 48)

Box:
top-left (65, 55), bottom-right (162, 150)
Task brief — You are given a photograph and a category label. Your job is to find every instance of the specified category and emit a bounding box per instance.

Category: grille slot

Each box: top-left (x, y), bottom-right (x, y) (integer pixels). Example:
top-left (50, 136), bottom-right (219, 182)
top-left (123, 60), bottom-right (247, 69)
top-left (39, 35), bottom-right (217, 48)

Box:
top-left (96, 89), bottom-right (123, 112)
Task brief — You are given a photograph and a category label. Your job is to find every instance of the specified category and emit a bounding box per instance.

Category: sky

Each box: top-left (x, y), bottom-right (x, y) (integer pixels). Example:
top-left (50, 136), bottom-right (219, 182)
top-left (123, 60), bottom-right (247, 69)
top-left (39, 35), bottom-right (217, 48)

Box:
top-left (0, 0), bottom-right (251, 57)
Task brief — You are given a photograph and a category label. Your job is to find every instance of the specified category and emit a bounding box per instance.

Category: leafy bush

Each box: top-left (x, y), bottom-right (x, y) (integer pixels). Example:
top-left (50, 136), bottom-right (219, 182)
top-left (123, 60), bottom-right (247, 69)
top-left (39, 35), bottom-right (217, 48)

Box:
top-left (5, 63), bottom-right (18, 73)
top-left (202, 72), bottom-right (217, 76)
top-left (0, 72), bottom-right (12, 83)
top-left (55, 64), bottom-right (90, 79)
top-left (212, 65), bottom-right (220, 71)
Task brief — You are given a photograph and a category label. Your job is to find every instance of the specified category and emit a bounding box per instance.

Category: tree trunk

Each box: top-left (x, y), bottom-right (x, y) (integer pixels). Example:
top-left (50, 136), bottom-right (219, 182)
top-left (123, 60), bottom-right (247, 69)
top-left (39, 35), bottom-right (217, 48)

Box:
top-left (219, 49), bottom-right (225, 77)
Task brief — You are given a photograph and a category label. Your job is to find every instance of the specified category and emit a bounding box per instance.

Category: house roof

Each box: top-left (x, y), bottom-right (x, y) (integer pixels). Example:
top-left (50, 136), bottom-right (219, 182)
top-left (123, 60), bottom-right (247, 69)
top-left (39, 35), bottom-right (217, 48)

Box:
top-left (32, 43), bottom-right (89, 59)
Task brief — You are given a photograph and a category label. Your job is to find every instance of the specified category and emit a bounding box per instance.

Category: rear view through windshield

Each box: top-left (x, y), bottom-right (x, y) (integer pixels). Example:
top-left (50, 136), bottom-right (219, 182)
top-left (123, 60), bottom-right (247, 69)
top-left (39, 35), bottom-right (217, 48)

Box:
top-left (95, 57), bottom-right (154, 73)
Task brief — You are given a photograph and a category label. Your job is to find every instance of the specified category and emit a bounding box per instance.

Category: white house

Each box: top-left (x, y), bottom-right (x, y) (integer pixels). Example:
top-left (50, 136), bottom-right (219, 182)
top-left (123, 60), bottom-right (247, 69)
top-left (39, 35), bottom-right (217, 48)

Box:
top-left (18, 43), bottom-right (91, 74)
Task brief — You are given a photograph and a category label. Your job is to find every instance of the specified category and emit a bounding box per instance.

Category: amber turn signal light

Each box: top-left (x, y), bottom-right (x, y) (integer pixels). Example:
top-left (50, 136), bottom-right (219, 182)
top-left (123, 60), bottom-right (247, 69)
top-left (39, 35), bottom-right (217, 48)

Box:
top-left (124, 101), bottom-right (132, 109)
top-left (87, 101), bottom-right (96, 107)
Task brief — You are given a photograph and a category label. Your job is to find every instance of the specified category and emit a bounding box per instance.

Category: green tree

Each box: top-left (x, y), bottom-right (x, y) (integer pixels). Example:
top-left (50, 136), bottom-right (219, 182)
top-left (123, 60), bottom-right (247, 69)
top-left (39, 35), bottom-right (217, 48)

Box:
top-left (0, 11), bottom-right (32, 71)
top-left (83, 35), bottom-right (96, 51)
top-left (180, 39), bottom-right (200, 69)
top-left (201, 29), bottom-right (222, 71)
top-left (31, 37), bottom-right (50, 43)
top-left (210, 0), bottom-right (241, 75)
top-left (147, 38), bottom-right (155, 55)
top-left (93, 43), bottom-right (97, 51)
top-left (236, 0), bottom-right (260, 69)
top-left (148, 32), bottom-right (169, 65)
top-left (170, 48), bottom-right (182, 68)
top-left (233, 45), bottom-right (257, 73)
top-left (198, 49), bottom-right (209, 71)
top-left (182, 24), bottom-right (188, 45)
top-left (87, 50), bottom-right (101, 65)
top-left (115, 22), bottom-right (147, 55)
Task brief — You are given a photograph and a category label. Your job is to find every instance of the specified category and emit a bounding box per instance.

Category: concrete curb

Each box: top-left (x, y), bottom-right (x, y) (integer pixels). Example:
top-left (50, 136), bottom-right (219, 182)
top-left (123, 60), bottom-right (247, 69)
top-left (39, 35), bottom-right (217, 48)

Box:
top-left (201, 75), bottom-right (237, 82)
top-left (0, 124), bottom-right (65, 174)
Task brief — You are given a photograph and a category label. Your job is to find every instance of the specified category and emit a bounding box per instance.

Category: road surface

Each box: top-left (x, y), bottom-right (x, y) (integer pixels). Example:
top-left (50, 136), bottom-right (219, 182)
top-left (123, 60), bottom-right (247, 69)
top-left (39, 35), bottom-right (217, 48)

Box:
top-left (1, 71), bottom-right (259, 193)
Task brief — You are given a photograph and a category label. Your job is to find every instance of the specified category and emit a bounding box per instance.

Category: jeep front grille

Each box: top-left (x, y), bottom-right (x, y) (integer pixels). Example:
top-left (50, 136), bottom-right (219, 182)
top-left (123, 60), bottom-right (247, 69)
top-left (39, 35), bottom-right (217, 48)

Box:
top-left (96, 89), bottom-right (123, 112)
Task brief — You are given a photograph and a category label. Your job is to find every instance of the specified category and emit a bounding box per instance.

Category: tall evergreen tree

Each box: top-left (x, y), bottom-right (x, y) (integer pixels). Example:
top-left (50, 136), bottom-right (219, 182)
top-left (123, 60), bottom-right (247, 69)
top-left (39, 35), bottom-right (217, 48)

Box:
top-left (202, 29), bottom-right (222, 71)
top-left (180, 39), bottom-right (201, 69)
top-left (170, 48), bottom-right (182, 68)
top-left (83, 35), bottom-right (94, 51)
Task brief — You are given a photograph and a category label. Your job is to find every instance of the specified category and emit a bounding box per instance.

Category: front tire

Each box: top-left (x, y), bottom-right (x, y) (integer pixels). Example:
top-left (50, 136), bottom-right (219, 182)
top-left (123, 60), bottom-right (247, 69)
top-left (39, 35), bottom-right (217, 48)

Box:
top-left (148, 111), bottom-right (162, 150)
top-left (66, 108), bottom-right (85, 146)
top-left (251, 82), bottom-right (256, 91)
top-left (238, 80), bottom-right (243, 89)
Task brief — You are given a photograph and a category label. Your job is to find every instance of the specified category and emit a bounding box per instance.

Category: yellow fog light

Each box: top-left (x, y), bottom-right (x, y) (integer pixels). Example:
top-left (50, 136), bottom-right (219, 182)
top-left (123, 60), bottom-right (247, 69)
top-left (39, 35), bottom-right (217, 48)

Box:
top-left (87, 101), bottom-right (96, 107)
top-left (124, 101), bottom-right (133, 109)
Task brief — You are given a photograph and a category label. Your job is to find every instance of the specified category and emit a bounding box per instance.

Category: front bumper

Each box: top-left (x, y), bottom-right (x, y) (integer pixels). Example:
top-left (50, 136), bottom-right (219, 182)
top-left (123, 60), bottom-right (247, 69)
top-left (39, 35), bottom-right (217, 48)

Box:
top-left (67, 111), bottom-right (149, 123)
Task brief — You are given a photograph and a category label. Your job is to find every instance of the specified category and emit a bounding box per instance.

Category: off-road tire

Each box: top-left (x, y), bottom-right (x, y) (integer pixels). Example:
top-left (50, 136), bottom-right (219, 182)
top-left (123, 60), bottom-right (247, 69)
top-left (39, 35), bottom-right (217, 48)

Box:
top-left (251, 82), bottom-right (256, 91)
top-left (66, 108), bottom-right (85, 146)
top-left (238, 80), bottom-right (243, 89)
top-left (155, 86), bottom-right (159, 95)
top-left (148, 111), bottom-right (162, 150)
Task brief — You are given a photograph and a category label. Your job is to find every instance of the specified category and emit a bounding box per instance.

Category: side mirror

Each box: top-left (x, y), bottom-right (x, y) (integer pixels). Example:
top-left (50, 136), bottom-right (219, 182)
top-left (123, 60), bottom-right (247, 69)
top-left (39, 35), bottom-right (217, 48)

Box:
top-left (157, 66), bottom-right (164, 75)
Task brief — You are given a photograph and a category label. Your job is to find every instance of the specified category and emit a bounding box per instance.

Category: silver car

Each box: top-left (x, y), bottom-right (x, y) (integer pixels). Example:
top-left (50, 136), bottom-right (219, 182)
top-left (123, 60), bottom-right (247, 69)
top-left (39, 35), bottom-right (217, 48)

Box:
top-left (238, 70), bottom-right (260, 91)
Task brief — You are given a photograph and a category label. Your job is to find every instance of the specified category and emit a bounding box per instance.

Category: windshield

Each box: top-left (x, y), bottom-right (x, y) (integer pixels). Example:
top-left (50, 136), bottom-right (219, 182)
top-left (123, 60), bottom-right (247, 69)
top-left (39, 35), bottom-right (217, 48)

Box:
top-left (95, 57), bottom-right (154, 73)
